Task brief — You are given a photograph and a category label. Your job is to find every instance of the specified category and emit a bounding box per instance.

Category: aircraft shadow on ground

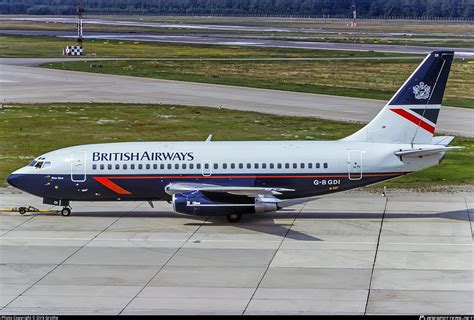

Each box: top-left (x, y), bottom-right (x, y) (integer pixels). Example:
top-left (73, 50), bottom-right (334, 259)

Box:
top-left (14, 208), bottom-right (471, 242)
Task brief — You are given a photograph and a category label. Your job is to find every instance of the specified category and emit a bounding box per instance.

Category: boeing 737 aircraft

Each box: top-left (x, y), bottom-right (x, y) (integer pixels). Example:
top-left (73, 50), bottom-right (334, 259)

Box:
top-left (7, 51), bottom-right (460, 222)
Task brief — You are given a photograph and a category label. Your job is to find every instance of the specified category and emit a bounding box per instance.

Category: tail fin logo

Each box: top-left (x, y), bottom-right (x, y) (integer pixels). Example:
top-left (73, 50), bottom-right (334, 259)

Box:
top-left (412, 82), bottom-right (431, 100)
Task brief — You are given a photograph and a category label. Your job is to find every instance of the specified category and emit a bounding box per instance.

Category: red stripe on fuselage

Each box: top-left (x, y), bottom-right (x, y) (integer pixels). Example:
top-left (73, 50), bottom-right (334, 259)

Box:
top-left (93, 177), bottom-right (132, 195)
top-left (390, 108), bottom-right (435, 134)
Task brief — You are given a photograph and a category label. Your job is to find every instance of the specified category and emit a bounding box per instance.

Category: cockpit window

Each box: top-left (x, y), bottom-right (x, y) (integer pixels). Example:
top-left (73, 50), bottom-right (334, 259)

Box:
top-left (29, 158), bottom-right (51, 169)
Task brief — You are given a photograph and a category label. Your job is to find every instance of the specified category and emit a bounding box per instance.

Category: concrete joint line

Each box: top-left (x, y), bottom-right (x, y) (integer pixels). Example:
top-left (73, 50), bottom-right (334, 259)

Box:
top-left (2, 206), bottom-right (132, 311)
top-left (364, 196), bottom-right (388, 315)
top-left (0, 215), bottom-right (35, 237)
top-left (465, 197), bottom-right (473, 238)
top-left (242, 201), bottom-right (308, 315)
top-left (118, 215), bottom-right (210, 315)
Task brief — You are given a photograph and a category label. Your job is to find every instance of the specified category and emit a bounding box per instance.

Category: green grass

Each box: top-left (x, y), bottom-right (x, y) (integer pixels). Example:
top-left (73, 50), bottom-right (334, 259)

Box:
top-left (0, 35), bottom-right (406, 59)
top-left (44, 59), bottom-right (474, 109)
top-left (1, 103), bottom-right (472, 189)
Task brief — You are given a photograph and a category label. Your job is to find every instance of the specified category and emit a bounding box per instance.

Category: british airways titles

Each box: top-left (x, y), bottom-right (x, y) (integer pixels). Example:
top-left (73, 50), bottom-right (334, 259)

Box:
top-left (92, 151), bottom-right (195, 162)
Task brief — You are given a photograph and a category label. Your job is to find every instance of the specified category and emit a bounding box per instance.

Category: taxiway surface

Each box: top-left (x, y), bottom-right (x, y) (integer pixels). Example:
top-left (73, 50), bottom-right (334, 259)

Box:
top-left (0, 188), bottom-right (472, 315)
top-left (1, 29), bottom-right (473, 57)
top-left (0, 62), bottom-right (473, 137)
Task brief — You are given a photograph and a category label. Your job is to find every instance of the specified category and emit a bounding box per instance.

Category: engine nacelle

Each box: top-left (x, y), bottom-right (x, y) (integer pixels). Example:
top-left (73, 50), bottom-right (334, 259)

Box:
top-left (254, 198), bottom-right (278, 213)
top-left (172, 191), bottom-right (278, 216)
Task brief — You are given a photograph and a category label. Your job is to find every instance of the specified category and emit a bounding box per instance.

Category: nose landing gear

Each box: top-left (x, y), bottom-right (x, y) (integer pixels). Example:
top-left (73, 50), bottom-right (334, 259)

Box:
top-left (60, 206), bottom-right (72, 217)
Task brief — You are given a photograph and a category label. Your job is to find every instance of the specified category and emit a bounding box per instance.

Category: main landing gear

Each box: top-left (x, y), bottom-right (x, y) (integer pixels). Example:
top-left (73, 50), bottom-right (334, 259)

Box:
top-left (60, 206), bottom-right (72, 217)
top-left (226, 213), bottom-right (242, 223)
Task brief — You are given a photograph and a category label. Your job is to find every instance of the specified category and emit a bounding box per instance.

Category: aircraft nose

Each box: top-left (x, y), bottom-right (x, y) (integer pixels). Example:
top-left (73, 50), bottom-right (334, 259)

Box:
top-left (7, 173), bottom-right (24, 189)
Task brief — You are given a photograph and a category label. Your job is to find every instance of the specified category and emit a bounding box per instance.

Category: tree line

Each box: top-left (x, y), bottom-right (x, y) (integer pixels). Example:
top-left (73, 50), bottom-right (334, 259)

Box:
top-left (1, 0), bottom-right (472, 19)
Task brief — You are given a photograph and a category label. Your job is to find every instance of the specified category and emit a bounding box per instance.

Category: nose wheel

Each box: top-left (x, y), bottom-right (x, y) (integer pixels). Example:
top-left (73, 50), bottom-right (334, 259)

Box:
top-left (60, 206), bottom-right (72, 217)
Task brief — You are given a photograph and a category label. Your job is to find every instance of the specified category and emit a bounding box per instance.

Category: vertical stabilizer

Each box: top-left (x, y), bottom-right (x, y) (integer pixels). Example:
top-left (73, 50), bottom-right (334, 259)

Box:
top-left (343, 51), bottom-right (454, 144)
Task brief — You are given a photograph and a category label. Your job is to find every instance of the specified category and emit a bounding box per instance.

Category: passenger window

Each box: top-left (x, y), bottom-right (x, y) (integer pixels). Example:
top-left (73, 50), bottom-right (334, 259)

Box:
top-left (204, 163), bottom-right (209, 169)
top-left (293, 163), bottom-right (297, 169)
top-left (160, 164), bottom-right (165, 170)
top-left (316, 163), bottom-right (320, 169)
top-left (270, 163), bottom-right (274, 169)
top-left (146, 164), bottom-right (150, 169)
top-left (107, 164), bottom-right (112, 170)
top-left (254, 163), bottom-right (259, 169)
top-left (130, 164), bottom-right (135, 170)
top-left (223, 163), bottom-right (227, 169)
top-left (197, 163), bottom-right (201, 170)
top-left (115, 164), bottom-right (120, 170)
top-left (231, 163), bottom-right (235, 169)
top-left (214, 163), bottom-right (218, 170)
top-left (285, 163), bottom-right (290, 169)
top-left (300, 163), bottom-right (305, 169)
top-left (247, 163), bottom-right (251, 169)
top-left (92, 164), bottom-right (97, 170)
top-left (308, 163), bottom-right (313, 169)
top-left (100, 164), bottom-right (105, 170)
top-left (138, 164), bottom-right (143, 170)
top-left (262, 163), bottom-right (266, 169)
top-left (239, 163), bottom-right (243, 169)
top-left (324, 163), bottom-right (328, 169)
top-left (189, 163), bottom-right (194, 170)
top-left (167, 164), bottom-right (172, 169)
top-left (153, 164), bottom-right (157, 170)
top-left (175, 164), bottom-right (179, 169)
top-left (277, 163), bottom-right (282, 169)
top-left (182, 164), bottom-right (187, 169)
top-left (123, 164), bottom-right (127, 170)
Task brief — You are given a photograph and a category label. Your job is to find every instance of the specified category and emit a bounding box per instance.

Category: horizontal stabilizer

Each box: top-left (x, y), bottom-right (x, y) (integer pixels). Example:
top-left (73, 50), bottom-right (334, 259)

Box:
top-left (395, 146), bottom-right (463, 157)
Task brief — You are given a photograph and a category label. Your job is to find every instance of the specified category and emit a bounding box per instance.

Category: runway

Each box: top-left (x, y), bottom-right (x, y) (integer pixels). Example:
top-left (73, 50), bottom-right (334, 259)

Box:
top-left (0, 187), bottom-right (472, 315)
top-left (1, 29), bottom-right (474, 57)
top-left (3, 17), bottom-right (473, 38)
top-left (0, 62), bottom-right (473, 137)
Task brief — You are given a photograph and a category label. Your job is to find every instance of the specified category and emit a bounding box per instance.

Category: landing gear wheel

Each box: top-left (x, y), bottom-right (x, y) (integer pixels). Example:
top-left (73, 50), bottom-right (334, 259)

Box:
top-left (60, 207), bottom-right (71, 217)
top-left (18, 207), bottom-right (27, 215)
top-left (226, 213), bottom-right (242, 223)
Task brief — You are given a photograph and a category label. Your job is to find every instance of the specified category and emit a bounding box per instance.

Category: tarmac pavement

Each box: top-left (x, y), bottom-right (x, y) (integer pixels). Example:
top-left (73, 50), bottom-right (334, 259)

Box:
top-left (0, 188), bottom-right (472, 315)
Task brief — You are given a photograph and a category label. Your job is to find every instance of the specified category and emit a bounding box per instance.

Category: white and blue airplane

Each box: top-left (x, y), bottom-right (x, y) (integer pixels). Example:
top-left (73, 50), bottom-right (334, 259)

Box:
top-left (7, 51), bottom-right (460, 222)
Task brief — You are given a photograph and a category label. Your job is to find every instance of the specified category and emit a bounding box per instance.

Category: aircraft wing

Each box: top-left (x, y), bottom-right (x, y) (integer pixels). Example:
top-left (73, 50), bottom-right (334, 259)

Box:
top-left (165, 182), bottom-right (294, 197)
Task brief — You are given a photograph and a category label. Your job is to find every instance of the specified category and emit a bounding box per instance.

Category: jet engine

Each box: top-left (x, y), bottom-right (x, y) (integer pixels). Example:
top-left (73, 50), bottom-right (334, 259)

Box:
top-left (172, 190), bottom-right (278, 217)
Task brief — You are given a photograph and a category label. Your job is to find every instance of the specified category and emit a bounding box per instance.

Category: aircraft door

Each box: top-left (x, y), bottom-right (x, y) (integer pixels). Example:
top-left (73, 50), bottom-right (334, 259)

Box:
top-left (201, 160), bottom-right (212, 177)
top-left (71, 151), bottom-right (87, 182)
top-left (348, 150), bottom-right (363, 180)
